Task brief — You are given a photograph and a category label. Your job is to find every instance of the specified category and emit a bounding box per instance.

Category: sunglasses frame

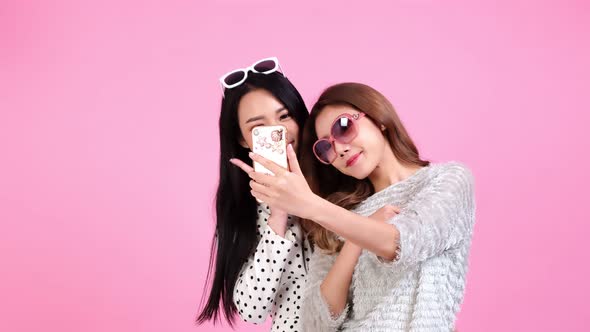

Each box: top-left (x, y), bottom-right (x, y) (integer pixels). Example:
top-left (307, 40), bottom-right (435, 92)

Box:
top-left (219, 56), bottom-right (284, 97)
top-left (313, 112), bottom-right (366, 164)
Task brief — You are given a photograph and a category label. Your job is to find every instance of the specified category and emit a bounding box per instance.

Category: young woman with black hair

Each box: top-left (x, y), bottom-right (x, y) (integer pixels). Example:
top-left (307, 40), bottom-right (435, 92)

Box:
top-left (197, 58), bottom-right (310, 331)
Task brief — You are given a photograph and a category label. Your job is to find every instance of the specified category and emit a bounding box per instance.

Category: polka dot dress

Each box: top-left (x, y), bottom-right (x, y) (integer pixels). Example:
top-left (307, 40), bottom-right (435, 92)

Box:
top-left (233, 203), bottom-right (311, 332)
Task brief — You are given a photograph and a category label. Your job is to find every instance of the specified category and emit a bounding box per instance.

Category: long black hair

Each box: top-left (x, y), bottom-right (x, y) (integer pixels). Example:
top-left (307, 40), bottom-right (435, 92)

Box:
top-left (196, 72), bottom-right (308, 326)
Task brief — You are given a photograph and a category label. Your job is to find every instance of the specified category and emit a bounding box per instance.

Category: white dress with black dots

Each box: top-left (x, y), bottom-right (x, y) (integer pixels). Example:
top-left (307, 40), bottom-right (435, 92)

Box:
top-left (234, 203), bottom-right (311, 332)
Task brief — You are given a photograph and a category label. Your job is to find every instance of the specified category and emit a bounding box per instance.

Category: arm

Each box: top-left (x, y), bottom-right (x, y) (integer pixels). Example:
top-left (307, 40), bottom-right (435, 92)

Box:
top-left (266, 208), bottom-right (288, 237)
top-left (233, 206), bottom-right (296, 324)
top-left (247, 147), bottom-right (402, 260)
top-left (319, 205), bottom-right (399, 315)
top-left (375, 163), bottom-right (476, 269)
top-left (248, 148), bottom-right (475, 264)
top-left (311, 164), bottom-right (475, 266)
top-left (301, 250), bottom-right (349, 332)
top-left (320, 241), bottom-right (361, 317)
top-left (308, 200), bottom-right (401, 260)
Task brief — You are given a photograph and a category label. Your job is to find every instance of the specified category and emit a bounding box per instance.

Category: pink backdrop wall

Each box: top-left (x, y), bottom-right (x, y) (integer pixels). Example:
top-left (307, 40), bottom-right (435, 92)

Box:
top-left (1, 0), bottom-right (588, 331)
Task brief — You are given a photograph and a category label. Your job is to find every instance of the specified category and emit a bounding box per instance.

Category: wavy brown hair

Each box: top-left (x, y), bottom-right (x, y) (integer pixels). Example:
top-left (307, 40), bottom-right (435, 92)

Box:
top-left (299, 82), bottom-right (430, 254)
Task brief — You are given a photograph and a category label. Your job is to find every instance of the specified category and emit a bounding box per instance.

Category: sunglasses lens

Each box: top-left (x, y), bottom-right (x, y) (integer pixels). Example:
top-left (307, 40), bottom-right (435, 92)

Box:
top-left (253, 60), bottom-right (277, 73)
top-left (224, 71), bottom-right (246, 86)
top-left (332, 116), bottom-right (356, 142)
top-left (314, 140), bottom-right (335, 164)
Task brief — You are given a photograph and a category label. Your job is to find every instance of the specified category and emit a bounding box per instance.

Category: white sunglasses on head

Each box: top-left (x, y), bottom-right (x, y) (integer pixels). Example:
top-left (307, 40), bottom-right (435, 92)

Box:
top-left (219, 56), bottom-right (285, 97)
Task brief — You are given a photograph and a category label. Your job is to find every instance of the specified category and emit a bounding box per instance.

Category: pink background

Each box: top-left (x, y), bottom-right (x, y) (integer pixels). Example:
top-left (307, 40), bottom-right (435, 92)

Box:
top-left (1, 0), bottom-right (589, 331)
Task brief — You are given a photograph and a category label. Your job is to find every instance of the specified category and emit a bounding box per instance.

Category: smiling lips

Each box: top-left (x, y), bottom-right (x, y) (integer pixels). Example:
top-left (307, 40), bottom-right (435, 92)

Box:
top-left (346, 152), bottom-right (361, 167)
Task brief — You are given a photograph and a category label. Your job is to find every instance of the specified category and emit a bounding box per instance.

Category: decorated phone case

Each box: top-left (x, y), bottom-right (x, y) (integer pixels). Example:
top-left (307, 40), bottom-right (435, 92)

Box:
top-left (252, 125), bottom-right (288, 175)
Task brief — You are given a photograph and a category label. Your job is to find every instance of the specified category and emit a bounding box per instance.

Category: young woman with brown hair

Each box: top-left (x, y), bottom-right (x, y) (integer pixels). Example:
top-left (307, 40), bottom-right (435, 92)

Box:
top-left (236, 82), bottom-right (475, 331)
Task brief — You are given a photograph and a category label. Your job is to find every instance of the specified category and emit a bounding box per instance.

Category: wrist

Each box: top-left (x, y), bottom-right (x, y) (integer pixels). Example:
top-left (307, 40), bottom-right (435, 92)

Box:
top-left (342, 241), bottom-right (363, 256)
top-left (305, 193), bottom-right (328, 221)
top-left (267, 211), bottom-right (288, 237)
top-left (269, 207), bottom-right (288, 219)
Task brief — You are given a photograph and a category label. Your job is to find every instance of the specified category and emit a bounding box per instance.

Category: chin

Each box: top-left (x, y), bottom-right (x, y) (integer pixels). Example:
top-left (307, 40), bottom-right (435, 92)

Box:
top-left (353, 171), bottom-right (372, 180)
top-left (343, 165), bottom-right (373, 180)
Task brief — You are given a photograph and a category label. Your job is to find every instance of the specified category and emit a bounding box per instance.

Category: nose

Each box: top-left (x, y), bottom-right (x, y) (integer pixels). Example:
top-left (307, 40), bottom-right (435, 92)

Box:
top-left (333, 140), bottom-right (350, 158)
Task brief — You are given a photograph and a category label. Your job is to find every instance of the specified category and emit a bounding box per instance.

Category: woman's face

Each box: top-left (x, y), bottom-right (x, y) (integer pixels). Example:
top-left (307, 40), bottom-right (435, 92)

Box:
top-left (314, 104), bottom-right (387, 179)
top-left (237, 89), bottom-right (300, 151)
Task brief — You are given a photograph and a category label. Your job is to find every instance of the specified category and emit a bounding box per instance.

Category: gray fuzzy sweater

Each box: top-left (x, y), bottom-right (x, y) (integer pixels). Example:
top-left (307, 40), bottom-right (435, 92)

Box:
top-left (302, 162), bottom-right (476, 331)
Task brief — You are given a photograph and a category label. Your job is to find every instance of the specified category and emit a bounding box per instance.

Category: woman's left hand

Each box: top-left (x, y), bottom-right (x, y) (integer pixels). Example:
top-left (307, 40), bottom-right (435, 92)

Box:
top-left (232, 144), bottom-right (319, 219)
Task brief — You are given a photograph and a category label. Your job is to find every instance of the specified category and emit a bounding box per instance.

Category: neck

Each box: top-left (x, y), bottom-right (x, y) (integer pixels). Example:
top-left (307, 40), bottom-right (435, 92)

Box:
top-left (368, 144), bottom-right (422, 192)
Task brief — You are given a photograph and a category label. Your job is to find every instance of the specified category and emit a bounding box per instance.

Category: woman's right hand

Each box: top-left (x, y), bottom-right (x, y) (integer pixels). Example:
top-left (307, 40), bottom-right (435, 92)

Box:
top-left (228, 158), bottom-right (290, 237)
top-left (369, 205), bottom-right (400, 222)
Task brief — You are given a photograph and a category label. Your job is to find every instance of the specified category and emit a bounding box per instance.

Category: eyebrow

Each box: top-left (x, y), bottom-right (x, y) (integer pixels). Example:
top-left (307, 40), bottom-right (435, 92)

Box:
top-left (245, 107), bottom-right (287, 124)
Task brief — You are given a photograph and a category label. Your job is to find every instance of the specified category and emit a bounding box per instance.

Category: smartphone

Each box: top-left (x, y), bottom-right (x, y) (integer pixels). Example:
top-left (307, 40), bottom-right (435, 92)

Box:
top-left (251, 125), bottom-right (288, 175)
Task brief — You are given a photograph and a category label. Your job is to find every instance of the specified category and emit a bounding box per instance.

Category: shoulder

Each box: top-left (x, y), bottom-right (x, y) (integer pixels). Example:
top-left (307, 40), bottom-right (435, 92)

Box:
top-left (430, 161), bottom-right (475, 190)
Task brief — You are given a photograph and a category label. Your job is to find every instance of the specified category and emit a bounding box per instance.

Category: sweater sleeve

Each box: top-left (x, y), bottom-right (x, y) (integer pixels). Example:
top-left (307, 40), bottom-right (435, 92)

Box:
top-left (373, 163), bottom-right (476, 270)
top-left (233, 208), bottom-right (297, 324)
top-left (301, 250), bottom-right (349, 332)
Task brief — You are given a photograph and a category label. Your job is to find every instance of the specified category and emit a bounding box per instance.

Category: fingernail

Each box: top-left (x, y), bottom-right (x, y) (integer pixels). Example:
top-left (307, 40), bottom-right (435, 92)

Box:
top-left (248, 152), bottom-right (254, 158)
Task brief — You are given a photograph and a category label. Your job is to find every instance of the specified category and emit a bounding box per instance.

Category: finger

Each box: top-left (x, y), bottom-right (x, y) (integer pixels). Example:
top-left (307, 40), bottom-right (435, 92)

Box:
top-left (380, 205), bottom-right (399, 215)
top-left (385, 205), bottom-right (401, 214)
top-left (250, 180), bottom-right (275, 197)
top-left (381, 204), bottom-right (400, 213)
top-left (249, 171), bottom-right (277, 187)
top-left (249, 152), bottom-right (288, 176)
top-left (382, 205), bottom-right (401, 217)
top-left (229, 158), bottom-right (254, 174)
top-left (286, 144), bottom-right (302, 175)
top-left (251, 189), bottom-right (272, 205)
top-left (250, 189), bottom-right (265, 204)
